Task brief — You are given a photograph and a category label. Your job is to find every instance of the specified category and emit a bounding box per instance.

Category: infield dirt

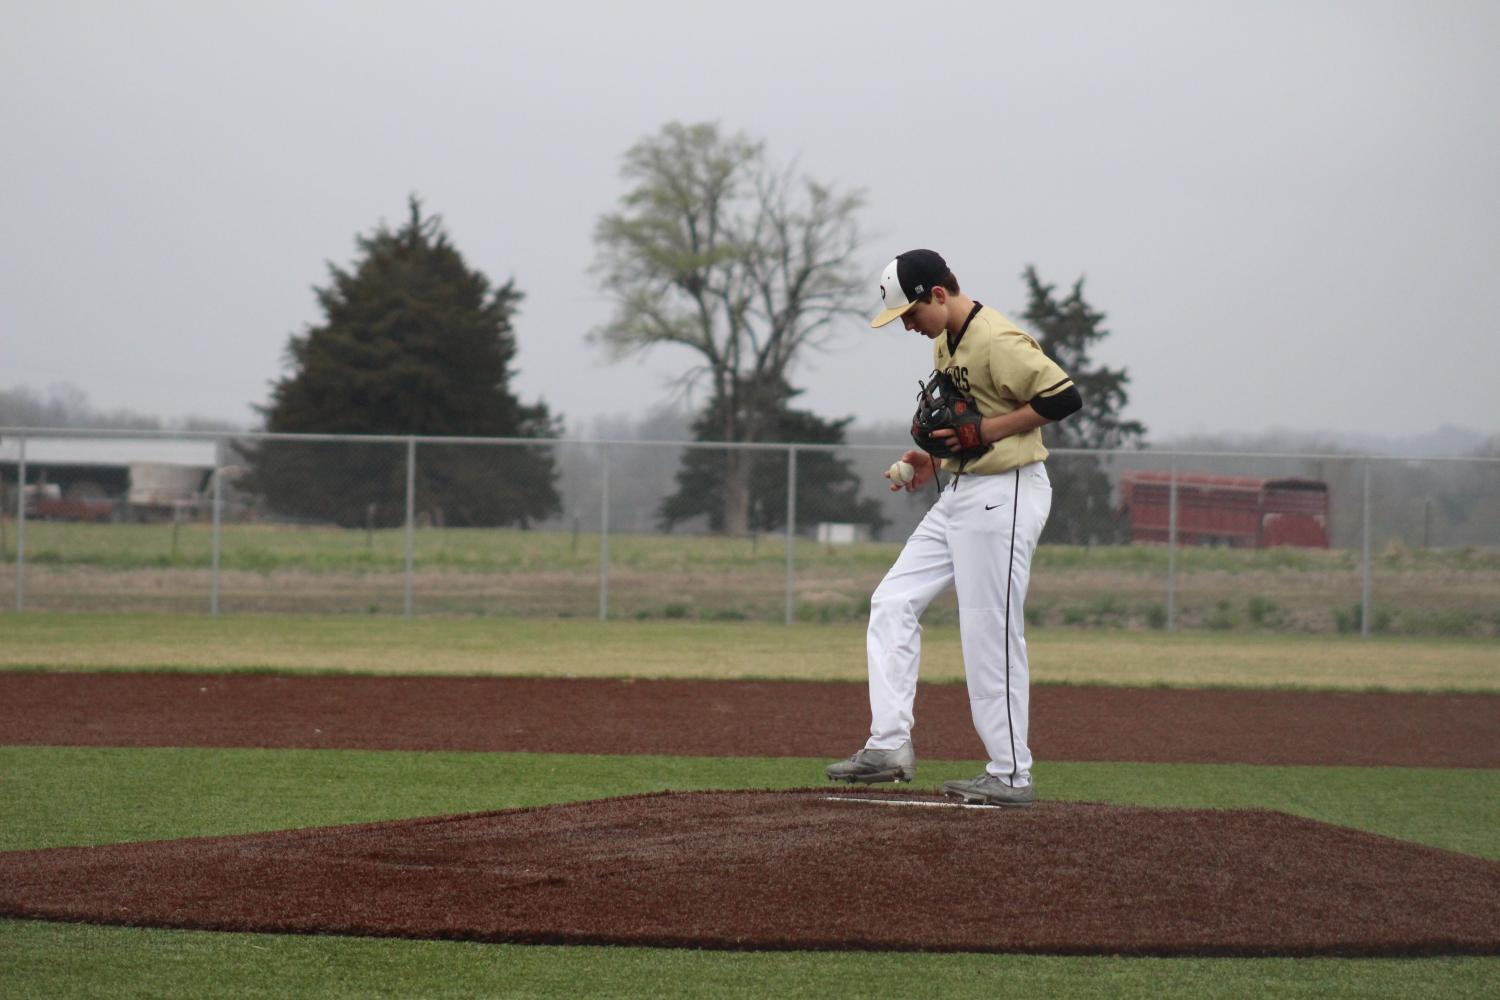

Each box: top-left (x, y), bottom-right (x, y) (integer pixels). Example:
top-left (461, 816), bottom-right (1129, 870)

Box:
top-left (2, 671), bottom-right (1496, 767)
top-left (3, 790), bottom-right (1499, 956)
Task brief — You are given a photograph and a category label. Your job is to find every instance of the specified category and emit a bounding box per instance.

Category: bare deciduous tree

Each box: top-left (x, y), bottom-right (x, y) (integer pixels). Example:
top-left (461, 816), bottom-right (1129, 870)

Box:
top-left (591, 122), bottom-right (867, 535)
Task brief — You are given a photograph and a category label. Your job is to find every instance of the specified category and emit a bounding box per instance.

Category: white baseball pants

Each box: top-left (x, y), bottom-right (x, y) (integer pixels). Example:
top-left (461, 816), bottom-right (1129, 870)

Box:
top-left (864, 462), bottom-right (1052, 786)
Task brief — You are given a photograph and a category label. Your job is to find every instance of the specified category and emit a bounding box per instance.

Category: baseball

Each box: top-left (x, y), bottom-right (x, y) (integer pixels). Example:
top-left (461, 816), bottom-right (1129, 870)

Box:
top-left (887, 460), bottom-right (915, 484)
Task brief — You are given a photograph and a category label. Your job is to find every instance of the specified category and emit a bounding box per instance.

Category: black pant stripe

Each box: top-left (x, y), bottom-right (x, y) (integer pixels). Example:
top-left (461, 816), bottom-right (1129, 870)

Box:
top-left (1004, 467), bottom-right (1020, 783)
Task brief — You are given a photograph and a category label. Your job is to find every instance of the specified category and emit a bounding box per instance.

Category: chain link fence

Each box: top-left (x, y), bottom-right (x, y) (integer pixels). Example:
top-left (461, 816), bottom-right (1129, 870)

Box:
top-left (3, 428), bottom-right (1498, 636)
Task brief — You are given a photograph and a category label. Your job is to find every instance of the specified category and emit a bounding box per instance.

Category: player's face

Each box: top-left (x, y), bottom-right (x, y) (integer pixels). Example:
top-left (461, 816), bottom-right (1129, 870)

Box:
top-left (901, 298), bottom-right (945, 338)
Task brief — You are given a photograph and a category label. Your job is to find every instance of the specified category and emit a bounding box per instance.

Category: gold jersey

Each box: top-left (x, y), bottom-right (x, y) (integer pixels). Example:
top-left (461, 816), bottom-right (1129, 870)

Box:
top-left (931, 304), bottom-right (1074, 475)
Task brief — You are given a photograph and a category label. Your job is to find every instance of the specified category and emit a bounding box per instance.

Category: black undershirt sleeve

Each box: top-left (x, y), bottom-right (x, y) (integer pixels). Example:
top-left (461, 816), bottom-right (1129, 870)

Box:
top-left (1030, 383), bottom-right (1082, 421)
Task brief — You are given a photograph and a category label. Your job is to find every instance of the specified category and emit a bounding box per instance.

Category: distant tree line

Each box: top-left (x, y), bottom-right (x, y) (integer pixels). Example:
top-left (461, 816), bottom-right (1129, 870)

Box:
top-left (0, 384), bottom-right (237, 432)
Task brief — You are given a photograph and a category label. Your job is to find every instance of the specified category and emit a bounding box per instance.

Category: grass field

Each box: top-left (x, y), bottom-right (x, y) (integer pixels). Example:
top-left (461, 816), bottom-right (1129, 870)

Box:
top-left (2, 613), bottom-right (1498, 997)
top-left (6, 520), bottom-right (1499, 633)
top-left (1, 613), bottom-right (1497, 692)
top-left (12, 520), bottom-right (1499, 576)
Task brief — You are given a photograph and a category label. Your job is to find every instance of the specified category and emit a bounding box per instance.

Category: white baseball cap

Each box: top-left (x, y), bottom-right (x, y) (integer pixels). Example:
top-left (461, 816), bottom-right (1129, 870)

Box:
top-left (870, 249), bottom-right (950, 328)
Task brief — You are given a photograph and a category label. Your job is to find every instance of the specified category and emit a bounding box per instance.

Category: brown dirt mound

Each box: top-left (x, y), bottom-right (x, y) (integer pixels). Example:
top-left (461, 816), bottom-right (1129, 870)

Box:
top-left (3, 790), bottom-right (1497, 957)
top-left (3, 672), bottom-right (1497, 767)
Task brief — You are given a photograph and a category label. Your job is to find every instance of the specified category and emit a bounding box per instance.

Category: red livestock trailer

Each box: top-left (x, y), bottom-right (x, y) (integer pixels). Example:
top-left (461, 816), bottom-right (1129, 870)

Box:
top-left (1119, 471), bottom-right (1330, 548)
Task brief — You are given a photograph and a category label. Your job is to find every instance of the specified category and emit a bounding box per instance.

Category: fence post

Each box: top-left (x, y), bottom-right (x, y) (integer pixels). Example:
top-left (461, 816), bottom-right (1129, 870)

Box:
top-left (404, 436), bottom-right (416, 618)
top-left (210, 437), bottom-right (223, 616)
top-left (1361, 460), bottom-right (1372, 638)
top-left (784, 445), bottom-right (797, 626)
top-left (598, 449), bottom-right (610, 621)
top-left (14, 435), bottom-right (25, 613)
top-left (1166, 455), bottom-right (1178, 632)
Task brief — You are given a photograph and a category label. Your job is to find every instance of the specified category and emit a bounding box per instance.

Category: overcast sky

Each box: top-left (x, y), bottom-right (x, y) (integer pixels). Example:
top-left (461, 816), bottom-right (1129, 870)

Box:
top-left (4, 1), bottom-right (1497, 442)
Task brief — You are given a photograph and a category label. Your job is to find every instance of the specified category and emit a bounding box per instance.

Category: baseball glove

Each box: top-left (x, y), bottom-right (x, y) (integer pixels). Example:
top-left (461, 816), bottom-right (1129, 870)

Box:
top-left (911, 369), bottom-right (990, 461)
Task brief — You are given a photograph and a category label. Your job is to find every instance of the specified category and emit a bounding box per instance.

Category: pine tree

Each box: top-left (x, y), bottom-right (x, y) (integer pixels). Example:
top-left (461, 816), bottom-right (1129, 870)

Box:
top-left (1022, 266), bottom-right (1146, 544)
top-left (658, 378), bottom-right (888, 538)
top-left (242, 197), bottom-right (560, 528)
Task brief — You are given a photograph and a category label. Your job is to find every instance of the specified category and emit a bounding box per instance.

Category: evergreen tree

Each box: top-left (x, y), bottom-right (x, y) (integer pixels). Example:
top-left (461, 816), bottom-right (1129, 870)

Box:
top-left (242, 197), bottom-right (559, 528)
top-left (659, 378), bottom-right (888, 538)
top-left (1021, 266), bottom-right (1146, 544)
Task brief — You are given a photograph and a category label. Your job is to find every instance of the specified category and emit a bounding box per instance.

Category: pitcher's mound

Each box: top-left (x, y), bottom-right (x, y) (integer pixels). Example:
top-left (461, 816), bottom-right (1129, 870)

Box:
top-left (3, 790), bottom-right (1497, 956)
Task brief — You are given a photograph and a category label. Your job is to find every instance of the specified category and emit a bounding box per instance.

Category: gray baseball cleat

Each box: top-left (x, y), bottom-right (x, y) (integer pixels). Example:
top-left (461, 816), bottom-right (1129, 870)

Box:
top-left (942, 773), bottom-right (1035, 807)
top-left (825, 742), bottom-right (916, 784)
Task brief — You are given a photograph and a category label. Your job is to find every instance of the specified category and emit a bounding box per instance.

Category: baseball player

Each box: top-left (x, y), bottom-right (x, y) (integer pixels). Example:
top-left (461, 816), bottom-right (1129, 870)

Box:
top-left (827, 249), bottom-right (1082, 806)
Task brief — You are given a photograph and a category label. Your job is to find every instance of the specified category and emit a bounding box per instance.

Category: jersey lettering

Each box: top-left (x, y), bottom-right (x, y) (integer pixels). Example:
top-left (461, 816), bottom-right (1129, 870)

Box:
top-left (944, 365), bottom-right (971, 392)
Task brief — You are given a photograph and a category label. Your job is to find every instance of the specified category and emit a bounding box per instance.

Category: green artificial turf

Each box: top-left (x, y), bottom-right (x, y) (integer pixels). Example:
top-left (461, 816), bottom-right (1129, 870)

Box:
top-left (2, 920), bottom-right (1497, 1000)
top-left (0, 746), bottom-right (815, 850)
top-left (3, 746), bottom-right (1496, 860)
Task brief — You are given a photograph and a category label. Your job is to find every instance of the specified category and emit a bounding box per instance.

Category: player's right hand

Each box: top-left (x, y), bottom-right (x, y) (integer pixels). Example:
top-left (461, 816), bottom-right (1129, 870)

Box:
top-left (895, 450), bottom-right (935, 492)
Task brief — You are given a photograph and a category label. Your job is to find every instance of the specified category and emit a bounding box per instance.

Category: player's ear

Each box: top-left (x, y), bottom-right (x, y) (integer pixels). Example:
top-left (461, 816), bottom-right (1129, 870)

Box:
top-left (931, 287), bottom-right (947, 305)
